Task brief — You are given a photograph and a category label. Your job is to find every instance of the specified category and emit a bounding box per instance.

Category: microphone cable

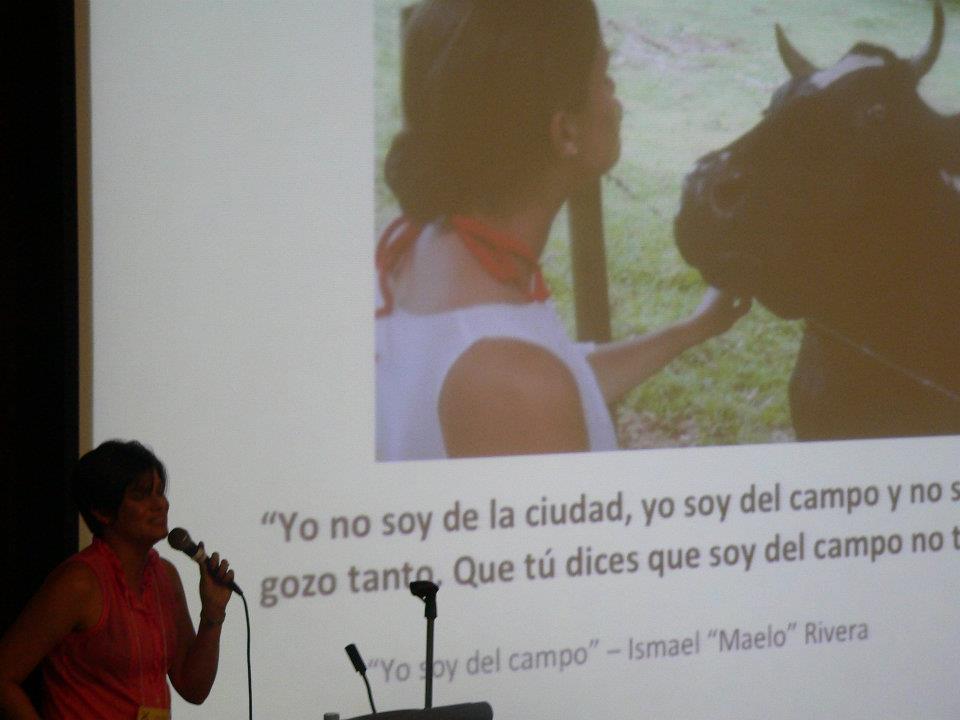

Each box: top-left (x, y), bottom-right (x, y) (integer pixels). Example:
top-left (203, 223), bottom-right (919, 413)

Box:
top-left (361, 669), bottom-right (376, 715)
top-left (240, 591), bottom-right (253, 720)
top-left (345, 643), bottom-right (377, 714)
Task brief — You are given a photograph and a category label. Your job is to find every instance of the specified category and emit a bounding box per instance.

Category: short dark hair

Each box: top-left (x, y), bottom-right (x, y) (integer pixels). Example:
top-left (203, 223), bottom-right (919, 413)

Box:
top-left (385, 0), bottom-right (601, 222)
top-left (73, 440), bottom-right (166, 536)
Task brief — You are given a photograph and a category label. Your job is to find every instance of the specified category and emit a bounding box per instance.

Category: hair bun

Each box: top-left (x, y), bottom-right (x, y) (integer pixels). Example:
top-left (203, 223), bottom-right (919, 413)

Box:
top-left (385, 129), bottom-right (460, 222)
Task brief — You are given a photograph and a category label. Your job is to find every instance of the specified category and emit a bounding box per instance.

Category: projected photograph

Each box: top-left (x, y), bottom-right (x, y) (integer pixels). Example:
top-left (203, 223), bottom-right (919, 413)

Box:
top-left (84, 4), bottom-right (960, 719)
top-left (374, 0), bottom-right (960, 460)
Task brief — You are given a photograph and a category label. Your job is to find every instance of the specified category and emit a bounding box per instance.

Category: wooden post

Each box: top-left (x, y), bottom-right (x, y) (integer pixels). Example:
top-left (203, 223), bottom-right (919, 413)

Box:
top-left (567, 179), bottom-right (612, 342)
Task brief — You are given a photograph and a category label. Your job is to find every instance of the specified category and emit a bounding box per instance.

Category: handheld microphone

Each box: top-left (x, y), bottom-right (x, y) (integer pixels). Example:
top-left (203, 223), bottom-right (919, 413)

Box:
top-left (345, 643), bottom-right (377, 714)
top-left (168, 527), bottom-right (244, 596)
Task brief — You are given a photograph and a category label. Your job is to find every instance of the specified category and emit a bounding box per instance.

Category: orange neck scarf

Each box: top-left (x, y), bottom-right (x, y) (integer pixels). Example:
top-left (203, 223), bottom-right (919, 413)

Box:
top-left (375, 215), bottom-right (550, 318)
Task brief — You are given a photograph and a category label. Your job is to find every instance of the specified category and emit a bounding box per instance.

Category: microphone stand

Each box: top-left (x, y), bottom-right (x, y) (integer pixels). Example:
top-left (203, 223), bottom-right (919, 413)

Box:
top-left (409, 581), bottom-right (438, 710)
top-left (424, 596), bottom-right (436, 710)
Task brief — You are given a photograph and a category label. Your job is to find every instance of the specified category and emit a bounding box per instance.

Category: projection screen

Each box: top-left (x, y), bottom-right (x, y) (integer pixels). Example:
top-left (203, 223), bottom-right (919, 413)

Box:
top-left (85, 1), bottom-right (960, 718)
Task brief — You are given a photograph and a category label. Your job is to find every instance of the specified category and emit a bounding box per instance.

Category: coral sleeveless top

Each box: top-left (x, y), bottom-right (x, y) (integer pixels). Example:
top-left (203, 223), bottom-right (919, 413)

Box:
top-left (41, 538), bottom-right (178, 719)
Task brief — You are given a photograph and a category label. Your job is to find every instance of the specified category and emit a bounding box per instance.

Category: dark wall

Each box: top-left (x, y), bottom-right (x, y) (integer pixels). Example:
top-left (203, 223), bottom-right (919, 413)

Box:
top-left (0, 0), bottom-right (79, 634)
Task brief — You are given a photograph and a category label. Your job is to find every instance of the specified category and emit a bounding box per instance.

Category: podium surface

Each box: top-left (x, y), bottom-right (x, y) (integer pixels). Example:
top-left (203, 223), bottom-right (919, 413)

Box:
top-left (345, 702), bottom-right (493, 720)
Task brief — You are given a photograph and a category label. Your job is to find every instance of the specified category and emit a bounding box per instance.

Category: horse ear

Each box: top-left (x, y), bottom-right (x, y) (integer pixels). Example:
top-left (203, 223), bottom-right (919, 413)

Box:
top-left (775, 24), bottom-right (817, 78)
top-left (910, 1), bottom-right (944, 81)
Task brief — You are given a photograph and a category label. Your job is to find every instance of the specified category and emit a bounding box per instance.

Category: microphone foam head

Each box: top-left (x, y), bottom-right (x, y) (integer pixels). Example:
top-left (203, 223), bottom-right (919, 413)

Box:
top-left (167, 527), bottom-right (197, 554)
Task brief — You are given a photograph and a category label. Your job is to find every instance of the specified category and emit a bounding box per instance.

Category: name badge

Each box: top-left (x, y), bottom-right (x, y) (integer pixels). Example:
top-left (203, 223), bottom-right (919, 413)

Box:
top-left (137, 707), bottom-right (171, 720)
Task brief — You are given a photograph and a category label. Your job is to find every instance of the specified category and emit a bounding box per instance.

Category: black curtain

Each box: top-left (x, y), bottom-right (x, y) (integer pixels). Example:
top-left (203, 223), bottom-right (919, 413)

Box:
top-left (0, 0), bottom-right (80, 644)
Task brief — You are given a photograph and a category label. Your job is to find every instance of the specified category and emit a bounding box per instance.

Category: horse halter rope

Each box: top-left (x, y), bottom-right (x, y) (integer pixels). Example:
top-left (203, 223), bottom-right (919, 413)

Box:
top-left (806, 317), bottom-right (960, 405)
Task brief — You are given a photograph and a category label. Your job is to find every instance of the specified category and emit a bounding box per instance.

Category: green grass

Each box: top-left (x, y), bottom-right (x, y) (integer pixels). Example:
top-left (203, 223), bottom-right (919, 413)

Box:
top-left (374, 0), bottom-right (960, 448)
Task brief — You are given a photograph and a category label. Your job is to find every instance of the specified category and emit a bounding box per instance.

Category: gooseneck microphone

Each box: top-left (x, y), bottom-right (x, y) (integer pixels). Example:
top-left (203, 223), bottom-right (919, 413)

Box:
top-left (345, 643), bottom-right (377, 714)
top-left (168, 527), bottom-right (244, 596)
top-left (345, 643), bottom-right (368, 674)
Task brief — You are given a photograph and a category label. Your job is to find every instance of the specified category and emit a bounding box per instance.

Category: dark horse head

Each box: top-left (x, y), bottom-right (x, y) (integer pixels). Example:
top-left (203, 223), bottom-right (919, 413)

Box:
top-left (674, 3), bottom-right (960, 439)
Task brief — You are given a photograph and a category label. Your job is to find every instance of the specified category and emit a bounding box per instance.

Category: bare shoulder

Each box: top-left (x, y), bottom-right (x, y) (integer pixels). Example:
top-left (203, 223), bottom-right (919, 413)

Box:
top-left (439, 338), bottom-right (588, 457)
top-left (160, 557), bottom-right (180, 580)
top-left (447, 339), bottom-right (582, 396)
top-left (44, 559), bottom-right (100, 611)
top-left (2, 558), bottom-right (101, 651)
top-left (41, 560), bottom-right (102, 634)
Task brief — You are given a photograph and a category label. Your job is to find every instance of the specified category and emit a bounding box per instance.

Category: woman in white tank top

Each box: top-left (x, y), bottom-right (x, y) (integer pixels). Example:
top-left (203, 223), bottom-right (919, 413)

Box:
top-left (376, 0), bottom-right (749, 461)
